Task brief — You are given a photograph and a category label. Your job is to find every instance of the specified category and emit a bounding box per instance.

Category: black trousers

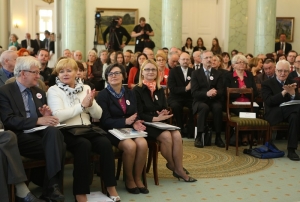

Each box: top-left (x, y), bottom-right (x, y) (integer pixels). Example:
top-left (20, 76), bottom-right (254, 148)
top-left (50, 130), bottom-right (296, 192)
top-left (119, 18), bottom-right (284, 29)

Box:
top-left (281, 104), bottom-right (300, 149)
top-left (169, 99), bottom-right (194, 135)
top-left (16, 127), bottom-right (65, 191)
top-left (63, 131), bottom-right (116, 195)
top-left (195, 101), bottom-right (223, 134)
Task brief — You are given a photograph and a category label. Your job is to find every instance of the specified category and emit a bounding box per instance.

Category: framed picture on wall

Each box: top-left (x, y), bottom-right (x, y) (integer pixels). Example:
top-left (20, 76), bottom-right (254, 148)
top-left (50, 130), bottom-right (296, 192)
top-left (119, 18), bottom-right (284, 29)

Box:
top-left (95, 8), bottom-right (138, 45)
top-left (275, 17), bottom-right (294, 42)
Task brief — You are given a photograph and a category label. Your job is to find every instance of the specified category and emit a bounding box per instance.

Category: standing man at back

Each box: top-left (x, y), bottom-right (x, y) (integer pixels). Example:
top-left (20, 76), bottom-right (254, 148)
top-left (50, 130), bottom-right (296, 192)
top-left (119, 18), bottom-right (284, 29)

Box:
top-left (102, 16), bottom-right (131, 52)
top-left (275, 33), bottom-right (292, 55)
top-left (43, 30), bottom-right (51, 51)
top-left (131, 17), bottom-right (154, 53)
top-left (168, 52), bottom-right (194, 138)
top-left (191, 50), bottom-right (225, 148)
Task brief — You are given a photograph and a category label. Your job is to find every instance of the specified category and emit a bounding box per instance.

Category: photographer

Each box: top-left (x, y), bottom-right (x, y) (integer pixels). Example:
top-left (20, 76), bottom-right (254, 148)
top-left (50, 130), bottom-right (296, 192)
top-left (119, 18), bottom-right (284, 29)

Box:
top-left (102, 16), bottom-right (131, 52)
top-left (131, 17), bottom-right (154, 53)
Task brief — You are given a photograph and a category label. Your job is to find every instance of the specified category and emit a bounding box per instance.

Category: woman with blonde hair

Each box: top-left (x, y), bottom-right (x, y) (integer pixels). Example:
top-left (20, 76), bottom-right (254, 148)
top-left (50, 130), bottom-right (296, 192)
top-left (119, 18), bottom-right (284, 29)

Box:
top-left (8, 33), bottom-right (20, 49)
top-left (133, 59), bottom-right (196, 182)
top-left (155, 53), bottom-right (169, 86)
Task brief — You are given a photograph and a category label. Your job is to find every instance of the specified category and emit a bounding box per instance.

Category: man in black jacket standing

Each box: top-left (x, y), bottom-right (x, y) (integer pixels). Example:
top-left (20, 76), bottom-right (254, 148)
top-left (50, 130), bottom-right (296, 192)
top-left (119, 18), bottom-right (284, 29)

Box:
top-left (102, 16), bottom-right (131, 52)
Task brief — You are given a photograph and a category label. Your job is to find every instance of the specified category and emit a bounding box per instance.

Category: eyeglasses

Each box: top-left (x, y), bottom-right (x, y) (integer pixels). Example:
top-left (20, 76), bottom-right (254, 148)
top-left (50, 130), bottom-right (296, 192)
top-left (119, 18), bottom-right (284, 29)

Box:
top-left (21, 70), bottom-right (40, 75)
top-left (235, 61), bottom-right (246, 65)
top-left (143, 68), bottom-right (156, 72)
top-left (203, 56), bottom-right (213, 60)
top-left (107, 71), bottom-right (122, 77)
top-left (156, 59), bottom-right (165, 62)
top-left (276, 69), bottom-right (289, 74)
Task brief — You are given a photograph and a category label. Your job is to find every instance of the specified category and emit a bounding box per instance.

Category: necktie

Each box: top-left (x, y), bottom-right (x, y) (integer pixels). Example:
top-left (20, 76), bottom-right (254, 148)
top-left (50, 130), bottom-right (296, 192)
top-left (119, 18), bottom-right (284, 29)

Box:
top-left (205, 70), bottom-right (210, 82)
top-left (196, 65), bottom-right (199, 70)
top-left (37, 40), bottom-right (40, 47)
top-left (25, 89), bottom-right (38, 118)
top-left (281, 81), bottom-right (285, 86)
top-left (291, 65), bottom-right (294, 72)
top-left (280, 42), bottom-right (283, 50)
top-left (27, 39), bottom-right (30, 47)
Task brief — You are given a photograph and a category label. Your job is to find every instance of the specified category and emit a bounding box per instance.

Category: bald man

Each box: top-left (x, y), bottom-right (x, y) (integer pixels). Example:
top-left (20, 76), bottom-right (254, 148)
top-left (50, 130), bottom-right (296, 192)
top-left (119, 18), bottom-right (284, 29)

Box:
top-left (0, 50), bottom-right (18, 87)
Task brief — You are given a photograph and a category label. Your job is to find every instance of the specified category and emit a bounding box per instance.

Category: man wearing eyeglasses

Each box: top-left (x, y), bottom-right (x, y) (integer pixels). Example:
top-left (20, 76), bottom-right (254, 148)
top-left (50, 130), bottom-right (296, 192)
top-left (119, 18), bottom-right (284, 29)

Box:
top-left (0, 56), bottom-right (66, 200)
top-left (167, 52), bottom-right (194, 138)
top-left (0, 50), bottom-right (18, 87)
top-left (262, 60), bottom-right (300, 161)
top-left (191, 50), bottom-right (225, 148)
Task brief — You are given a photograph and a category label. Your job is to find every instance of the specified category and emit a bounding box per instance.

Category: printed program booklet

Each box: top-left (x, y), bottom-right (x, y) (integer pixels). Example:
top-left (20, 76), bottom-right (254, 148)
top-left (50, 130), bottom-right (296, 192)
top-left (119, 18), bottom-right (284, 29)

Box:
top-left (109, 128), bottom-right (147, 140)
top-left (143, 122), bottom-right (180, 130)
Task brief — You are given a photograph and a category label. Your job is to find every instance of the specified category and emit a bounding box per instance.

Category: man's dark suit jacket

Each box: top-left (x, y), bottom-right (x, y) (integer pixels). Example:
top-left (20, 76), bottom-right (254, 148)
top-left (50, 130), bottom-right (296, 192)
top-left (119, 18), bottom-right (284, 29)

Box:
top-left (275, 42), bottom-right (292, 55)
top-left (167, 66), bottom-right (194, 104)
top-left (97, 88), bottom-right (138, 130)
top-left (34, 39), bottom-right (44, 50)
top-left (261, 77), bottom-right (300, 125)
top-left (191, 67), bottom-right (224, 114)
top-left (21, 39), bottom-right (39, 55)
top-left (224, 70), bottom-right (258, 102)
top-left (0, 82), bottom-right (45, 134)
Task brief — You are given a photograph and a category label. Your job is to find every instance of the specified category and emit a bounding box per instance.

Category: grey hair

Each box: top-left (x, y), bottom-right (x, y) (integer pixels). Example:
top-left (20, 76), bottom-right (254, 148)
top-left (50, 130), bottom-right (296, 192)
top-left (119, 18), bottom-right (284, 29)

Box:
top-left (8, 46), bottom-right (17, 51)
top-left (276, 59), bottom-right (290, 70)
top-left (88, 50), bottom-right (98, 58)
top-left (14, 56), bottom-right (41, 77)
top-left (200, 50), bottom-right (213, 60)
top-left (168, 51), bottom-right (179, 59)
top-left (231, 54), bottom-right (247, 65)
top-left (0, 50), bottom-right (15, 66)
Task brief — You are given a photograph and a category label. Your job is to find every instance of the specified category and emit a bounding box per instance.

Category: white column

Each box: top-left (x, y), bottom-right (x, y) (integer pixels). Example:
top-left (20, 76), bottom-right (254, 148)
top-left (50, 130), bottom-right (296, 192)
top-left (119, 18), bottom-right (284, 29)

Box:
top-left (0, 0), bottom-right (9, 49)
top-left (162, 0), bottom-right (182, 48)
top-left (254, 0), bottom-right (276, 55)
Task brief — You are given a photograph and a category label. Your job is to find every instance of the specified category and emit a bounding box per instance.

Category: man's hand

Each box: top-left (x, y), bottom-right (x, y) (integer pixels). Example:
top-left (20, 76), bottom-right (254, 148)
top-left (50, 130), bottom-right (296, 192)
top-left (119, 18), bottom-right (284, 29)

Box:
top-left (37, 116), bottom-right (59, 126)
top-left (140, 30), bottom-right (144, 35)
top-left (206, 88), bottom-right (217, 97)
top-left (185, 82), bottom-right (191, 91)
top-left (38, 104), bottom-right (52, 116)
top-left (120, 43), bottom-right (126, 49)
top-left (282, 83), bottom-right (297, 96)
top-left (133, 120), bottom-right (146, 131)
top-left (145, 31), bottom-right (150, 35)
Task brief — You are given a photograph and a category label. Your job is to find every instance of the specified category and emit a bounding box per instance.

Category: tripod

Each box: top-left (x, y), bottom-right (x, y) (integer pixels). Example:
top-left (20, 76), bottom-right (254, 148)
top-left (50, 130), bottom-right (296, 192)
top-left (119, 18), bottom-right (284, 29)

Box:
top-left (107, 26), bottom-right (122, 52)
top-left (94, 21), bottom-right (103, 49)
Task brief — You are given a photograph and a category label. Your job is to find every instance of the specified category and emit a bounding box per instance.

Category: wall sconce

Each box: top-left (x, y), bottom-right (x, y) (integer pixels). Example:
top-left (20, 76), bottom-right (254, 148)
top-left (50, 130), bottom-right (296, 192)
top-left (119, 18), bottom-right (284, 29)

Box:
top-left (13, 20), bottom-right (20, 28)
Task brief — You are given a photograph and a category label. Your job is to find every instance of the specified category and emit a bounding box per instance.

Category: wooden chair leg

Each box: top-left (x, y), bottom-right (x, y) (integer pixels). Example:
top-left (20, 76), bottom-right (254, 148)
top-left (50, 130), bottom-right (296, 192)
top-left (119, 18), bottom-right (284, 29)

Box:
top-left (115, 157), bottom-right (122, 180)
top-left (152, 142), bottom-right (159, 185)
top-left (146, 146), bottom-right (153, 173)
top-left (235, 128), bottom-right (239, 156)
top-left (9, 184), bottom-right (15, 202)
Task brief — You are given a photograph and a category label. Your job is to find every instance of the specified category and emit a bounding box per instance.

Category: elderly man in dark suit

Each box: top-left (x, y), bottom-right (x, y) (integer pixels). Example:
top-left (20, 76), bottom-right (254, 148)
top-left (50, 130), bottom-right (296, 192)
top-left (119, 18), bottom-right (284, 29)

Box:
top-left (256, 58), bottom-right (276, 84)
top-left (191, 50), bottom-right (225, 148)
top-left (262, 60), bottom-right (300, 161)
top-left (0, 56), bottom-right (65, 201)
top-left (21, 33), bottom-right (39, 56)
top-left (0, 50), bottom-right (18, 87)
top-left (0, 129), bottom-right (45, 202)
top-left (275, 33), bottom-right (292, 55)
top-left (167, 52), bottom-right (194, 138)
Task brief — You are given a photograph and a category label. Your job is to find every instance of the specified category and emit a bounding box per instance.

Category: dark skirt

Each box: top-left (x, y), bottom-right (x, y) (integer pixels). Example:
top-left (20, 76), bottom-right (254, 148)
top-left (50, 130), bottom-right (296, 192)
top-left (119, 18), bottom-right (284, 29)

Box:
top-left (145, 125), bottom-right (165, 140)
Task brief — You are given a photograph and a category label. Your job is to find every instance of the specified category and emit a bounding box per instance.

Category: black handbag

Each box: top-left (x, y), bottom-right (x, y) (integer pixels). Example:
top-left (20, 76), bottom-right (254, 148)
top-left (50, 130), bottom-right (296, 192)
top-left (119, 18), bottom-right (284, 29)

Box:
top-left (144, 39), bottom-right (155, 49)
top-left (61, 125), bottom-right (106, 136)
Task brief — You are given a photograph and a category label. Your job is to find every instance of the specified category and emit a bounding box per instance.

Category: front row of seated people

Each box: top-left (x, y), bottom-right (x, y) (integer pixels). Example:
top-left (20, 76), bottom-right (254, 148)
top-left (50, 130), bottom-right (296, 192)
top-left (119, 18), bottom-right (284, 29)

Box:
top-left (0, 56), bottom-right (196, 202)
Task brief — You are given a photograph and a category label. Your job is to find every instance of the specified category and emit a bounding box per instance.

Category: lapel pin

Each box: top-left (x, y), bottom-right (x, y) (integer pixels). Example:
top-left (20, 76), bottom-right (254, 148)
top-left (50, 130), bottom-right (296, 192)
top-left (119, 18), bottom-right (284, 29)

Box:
top-left (36, 93), bottom-right (42, 99)
top-left (126, 100), bottom-right (130, 105)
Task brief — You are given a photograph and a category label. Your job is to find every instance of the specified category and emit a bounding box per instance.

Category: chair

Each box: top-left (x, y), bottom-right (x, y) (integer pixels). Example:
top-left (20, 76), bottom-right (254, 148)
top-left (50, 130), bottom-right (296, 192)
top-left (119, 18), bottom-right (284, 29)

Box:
top-left (146, 140), bottom-right (159, 185)
top-left (225, 88), bottom-right (270, 156)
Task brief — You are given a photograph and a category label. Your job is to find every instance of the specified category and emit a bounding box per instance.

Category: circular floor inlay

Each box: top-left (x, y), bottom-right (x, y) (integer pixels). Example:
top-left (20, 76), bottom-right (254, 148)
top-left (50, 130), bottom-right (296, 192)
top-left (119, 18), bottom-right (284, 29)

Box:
top-left (147, 141), bottom-right (274, 179)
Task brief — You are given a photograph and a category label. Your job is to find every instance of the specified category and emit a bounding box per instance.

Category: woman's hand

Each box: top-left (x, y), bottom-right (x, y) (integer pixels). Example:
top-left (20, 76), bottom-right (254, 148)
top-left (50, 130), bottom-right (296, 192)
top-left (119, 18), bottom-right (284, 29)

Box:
top-left (133, 120), bottom-right (146, 131)
top-left (82, 89), bottom-right (95, 108)
top-left (125, 113), bottom-right (137, 125)
top-left (38, 104), bottom-right (52, 116)
top-left (156, 109), bottom-right (170, 116)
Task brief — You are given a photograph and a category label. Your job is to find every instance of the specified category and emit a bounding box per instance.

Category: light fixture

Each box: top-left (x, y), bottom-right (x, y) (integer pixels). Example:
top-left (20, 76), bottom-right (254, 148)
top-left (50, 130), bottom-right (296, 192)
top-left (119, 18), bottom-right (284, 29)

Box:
top-left (42, 0), bottom-right (54, 4)
top-left (13, 20), bottom-right (20, 28)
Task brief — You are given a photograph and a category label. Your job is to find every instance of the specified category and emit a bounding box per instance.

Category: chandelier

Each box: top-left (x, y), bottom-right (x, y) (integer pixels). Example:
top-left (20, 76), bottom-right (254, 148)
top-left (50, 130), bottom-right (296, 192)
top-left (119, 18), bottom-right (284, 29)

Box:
top-left (42, 0), bottom-right (54, 4)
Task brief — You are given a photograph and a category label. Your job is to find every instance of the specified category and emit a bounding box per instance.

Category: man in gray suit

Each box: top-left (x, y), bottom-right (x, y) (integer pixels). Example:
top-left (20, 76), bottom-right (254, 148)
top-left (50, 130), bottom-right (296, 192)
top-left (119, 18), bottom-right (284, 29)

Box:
top-left (0, 50), bottom-right (18, 87)
top-left (0, 129), bottom-right (45, 202)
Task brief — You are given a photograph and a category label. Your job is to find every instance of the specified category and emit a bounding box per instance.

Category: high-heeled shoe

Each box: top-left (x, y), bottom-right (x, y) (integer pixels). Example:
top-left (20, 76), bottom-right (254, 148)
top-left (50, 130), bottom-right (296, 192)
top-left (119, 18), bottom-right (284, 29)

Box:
top-left (138, 187), bottom-right (149, 194)
top-left (166, 163), bottom-right (190, 174)
top-left (125, 184), bottom-right (140, 194)
top-left (109, 196), bottom-right (121, 202)
top-left (172, 171), bottom-right (197, 182)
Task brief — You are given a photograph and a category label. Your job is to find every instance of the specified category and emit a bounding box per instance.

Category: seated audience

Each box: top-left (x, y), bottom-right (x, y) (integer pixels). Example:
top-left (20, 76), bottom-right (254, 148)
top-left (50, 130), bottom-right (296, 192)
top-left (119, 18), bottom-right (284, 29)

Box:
top-left (256, 58), bottom-right (276, 84)
top-left (276, 53), bottom-right (287, 63)
top-left (0, 50), bottom-right (18, 87)
top-left (181, 37), bottom-right (193, 55)
top-left (249, 57), bottom-right (263, 82)
top-left (133, 59), bottom-right (196, 182)
top-left (155, 53), bottom-right (169, 86)
top-left (76, 61), bottom-right (95, 90)
top-left (128, 53), bottom-right (147, 89)
top-left (47, 58), bottom-right (120, 202)
top-left (8, 33), bottom-right (20, 50)
top-left (261, 60), bottom-right (300, 161)
top-left (86, 50), bottom-right (97, 80)
top-left (211, 38), bottom-right (222, 55)
top-left (17, 48), bottom-right (30, 56)
top-left (102, 51), bottom-right (116, 86)
top-left (193, 37), bottom-right (206, 52)
top-left (37, 49), bottom-right (52, 83)
top-left (97, 63), bottom-right (148, 194)
top-left (167, 51), bottom-right (179, 69)
top-left (222, 52), bottom-right (232, 71)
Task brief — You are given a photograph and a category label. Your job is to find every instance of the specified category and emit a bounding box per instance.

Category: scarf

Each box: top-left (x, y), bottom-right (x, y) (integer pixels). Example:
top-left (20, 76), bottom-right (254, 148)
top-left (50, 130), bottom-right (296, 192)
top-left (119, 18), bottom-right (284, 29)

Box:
top-left (55, 77), bottom-right (84, 106)
top-left (143, 80), bottom-right (156, 98)
top-left (107, 84), bottom-right (125, 99)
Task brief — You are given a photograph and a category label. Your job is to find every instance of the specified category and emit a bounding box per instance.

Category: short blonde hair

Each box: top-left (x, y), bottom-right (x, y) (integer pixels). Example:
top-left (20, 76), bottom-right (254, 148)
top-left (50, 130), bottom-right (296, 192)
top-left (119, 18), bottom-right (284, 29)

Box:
top-left (54, 58), bottom-right (78, 74)
top-left (138, 59), bottom-right (161, 89)
top-left (155, 53), bottom-right (167, 61)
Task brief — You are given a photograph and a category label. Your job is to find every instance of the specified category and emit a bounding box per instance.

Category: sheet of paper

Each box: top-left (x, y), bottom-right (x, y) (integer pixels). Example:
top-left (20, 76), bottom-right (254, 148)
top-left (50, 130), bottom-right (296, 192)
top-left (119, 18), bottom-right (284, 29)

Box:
top-left (239, 112), bottom-right (256, 118)
top-left (87, 191), bottom-right (113, 202)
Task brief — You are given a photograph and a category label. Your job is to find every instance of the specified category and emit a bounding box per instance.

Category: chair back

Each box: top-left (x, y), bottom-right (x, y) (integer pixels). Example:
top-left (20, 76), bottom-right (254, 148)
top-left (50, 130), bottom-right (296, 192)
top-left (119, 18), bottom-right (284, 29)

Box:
top-left (226, 87), bottom-right (254, 119)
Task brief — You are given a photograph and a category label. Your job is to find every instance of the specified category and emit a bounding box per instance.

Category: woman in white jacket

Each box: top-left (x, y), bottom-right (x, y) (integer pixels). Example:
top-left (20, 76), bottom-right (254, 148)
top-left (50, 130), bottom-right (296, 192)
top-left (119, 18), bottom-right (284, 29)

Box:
top-left (47, 58), bottom-right (120, 202)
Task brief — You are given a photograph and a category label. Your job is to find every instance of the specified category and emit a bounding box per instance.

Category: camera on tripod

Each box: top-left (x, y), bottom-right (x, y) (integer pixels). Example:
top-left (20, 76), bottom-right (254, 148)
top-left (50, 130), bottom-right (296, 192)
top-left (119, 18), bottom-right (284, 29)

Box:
top-left (95, 11), bottom-right (101, 25)
top-left (110, 18), bottom-right (119, 28)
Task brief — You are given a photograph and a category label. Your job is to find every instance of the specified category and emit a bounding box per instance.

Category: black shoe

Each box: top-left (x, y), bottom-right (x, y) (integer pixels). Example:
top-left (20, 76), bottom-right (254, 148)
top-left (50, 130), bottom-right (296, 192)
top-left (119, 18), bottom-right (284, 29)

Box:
top-left (194, 138), bottom-right (203, 148)
top-left (172, 171), bottom-right (197, 182)
top-left (125, 184), bottom-right (140, 194)
top-left (166, 163), bottom-right (190, 174)
top-left (287, 150), bottom-right (300, 161)
top-left (138, 187), bottom-right (149, 194)
top-left (40, 184), bottom-right (64, 202)
top-left (16, 192), bottom-right (46, 202)
top-left (215, 137), bottom-right (225, 148)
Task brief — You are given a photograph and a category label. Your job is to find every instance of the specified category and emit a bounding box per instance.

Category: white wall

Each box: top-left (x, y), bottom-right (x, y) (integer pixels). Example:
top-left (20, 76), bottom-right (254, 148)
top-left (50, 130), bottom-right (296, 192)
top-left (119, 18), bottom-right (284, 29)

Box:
top-left (85, 0), bottom-right (150, 55)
